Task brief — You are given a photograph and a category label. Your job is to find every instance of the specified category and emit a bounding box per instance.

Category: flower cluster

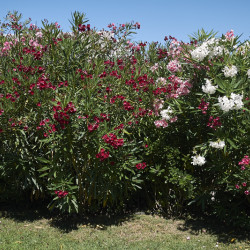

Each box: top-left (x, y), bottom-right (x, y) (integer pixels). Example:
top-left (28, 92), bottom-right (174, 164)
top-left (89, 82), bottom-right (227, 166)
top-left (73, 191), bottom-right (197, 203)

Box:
top-left (156, 77), bottom-right (167, 86)
top-left (167, 60), bottom-right (182, 73)
top-left (191, 43), bottom-right (209, 62)
top-left (53, 102), bottom-right (76, 129)
top-left (154, 106), bottom-right (177, 128)
top-left (136, 162), bottom-right (146, 169)
top-left (218, 93), bottom-right (243, 112)
top-left (166, 75), bottom-right (192, 98)
top-left (202, 79), bottom-right (218, 94)
top-left (102, 133), bottom-right (124, 149)
top-left (191, 38), bottom-right (228, 62)
top-left (150, 63), bottom-right (159, 72)
top-left (123, 101), bottom-right (134, 111)
top-left (154, 119), bottom-right (168, 128)
top-left (207, 116), bottom-right (222, 129)
top-left (209, 140), bottom-right (225, 149)
top-left (225, 30), bottom-right (234, 41)
top-left (247, 69), bottom-right (250, 78)
top-left (222, 65), bottom-right (238, 78)
top-left (198, 99), bottom-right (209, 114)
top-left (55, 190), bottom-right (68, 198)
top-left (238, 155), bottom-right (249, 171)
top-left (160, 106), bottom-right (173, 120)
top-left (191, 155), bottom-right (206, 166)
top-left (96, 148), bottom-right (110, 161)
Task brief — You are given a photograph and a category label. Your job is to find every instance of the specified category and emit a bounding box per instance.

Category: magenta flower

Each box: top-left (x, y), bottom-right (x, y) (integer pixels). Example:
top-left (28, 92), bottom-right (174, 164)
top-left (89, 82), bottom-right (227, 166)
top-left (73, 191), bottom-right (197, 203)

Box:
top-left (136, 162), bottom-right (146, 169)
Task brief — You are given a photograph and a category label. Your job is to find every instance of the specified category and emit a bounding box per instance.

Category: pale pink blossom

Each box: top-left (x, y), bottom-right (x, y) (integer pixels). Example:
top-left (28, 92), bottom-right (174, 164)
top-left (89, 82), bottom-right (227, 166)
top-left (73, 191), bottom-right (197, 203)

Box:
top-left (154, 119), bottom-right (168, 128)
top-left (167, 60), bottom-right (182, 73)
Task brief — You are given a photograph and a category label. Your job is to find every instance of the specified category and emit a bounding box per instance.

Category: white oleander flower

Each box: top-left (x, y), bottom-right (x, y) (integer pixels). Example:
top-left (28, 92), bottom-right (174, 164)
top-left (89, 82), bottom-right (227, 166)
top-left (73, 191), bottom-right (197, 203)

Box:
top-left (247, 69), bottom-right (250, 78)
top-left (218, 93), bottom-right (243, 112)
top-left (222, 65), bottom-right (238, 77)
top-left (202, 79), bottom-right (218, 94)
top-left (209, 140), bottom-right (225, 149)
top-left (210, 46), bottom-right (224, 57)
top-left (218, 96), bottom-right (234, 112)
top-left (160, 107), bottom-right (173, 121)
top-left (230, 93), bottom-right (244, 110)
top-left (191, 155), bottom-right (206, 166)
top-left (191, 44), bottom-right (209, 62)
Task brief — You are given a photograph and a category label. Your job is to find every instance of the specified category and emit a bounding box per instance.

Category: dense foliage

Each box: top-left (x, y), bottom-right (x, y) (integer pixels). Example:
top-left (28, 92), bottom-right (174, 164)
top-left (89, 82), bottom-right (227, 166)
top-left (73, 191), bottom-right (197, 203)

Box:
top-left (0, 11), bottom-right (249, 228)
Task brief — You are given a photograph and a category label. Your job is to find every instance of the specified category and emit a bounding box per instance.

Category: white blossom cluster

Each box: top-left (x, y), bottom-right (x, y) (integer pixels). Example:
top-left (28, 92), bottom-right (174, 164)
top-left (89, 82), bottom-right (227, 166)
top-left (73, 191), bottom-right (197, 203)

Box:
top-left (222, 65), bottom-right (238, 77)
top-left (97, 30), bottom-right (115, 40)
top-left (191, 38), bottom-right (228, 62)
top-left (209, 140), bottom-right (225, 149)
top-left (218, 93), bottom-right (243, 112)
top-left (191, 43), bottom-right (209, 62)
top-left (202, 79), bottom-right (218, 94)
top-left (191, 155), bottom-right (206, 166)
top-left (160, 106), bottom-right (173, 120)
top-left (247, 69), bottom-right (250, 79)
top-left (210, 45), bottom-right (225, 58)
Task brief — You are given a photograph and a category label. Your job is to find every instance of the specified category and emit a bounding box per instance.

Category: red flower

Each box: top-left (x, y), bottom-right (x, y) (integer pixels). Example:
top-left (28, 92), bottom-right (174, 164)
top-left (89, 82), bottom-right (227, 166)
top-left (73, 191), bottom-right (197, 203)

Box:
top-left (102, 133), bottom-right (124, 149)
top-left (96, 148), bottom-right (110, 161)
top-left (207, 116), bottom-right (221, 130)
top-left (123, 101), bottom-right (134, 111)
top-left (88, 123), bottom-right (99, 132)
top-left (198, 99), bottom-right (209, 114)
top-left (55, 190), bottom-right (68, 198)
top-left (136, 162), bottom-right (146, 170)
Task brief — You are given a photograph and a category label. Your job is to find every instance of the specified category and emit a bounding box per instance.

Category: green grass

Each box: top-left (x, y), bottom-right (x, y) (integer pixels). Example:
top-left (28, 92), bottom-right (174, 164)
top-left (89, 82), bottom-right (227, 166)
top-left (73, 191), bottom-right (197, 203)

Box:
top-left (0, 205), bottom-right (249, 250)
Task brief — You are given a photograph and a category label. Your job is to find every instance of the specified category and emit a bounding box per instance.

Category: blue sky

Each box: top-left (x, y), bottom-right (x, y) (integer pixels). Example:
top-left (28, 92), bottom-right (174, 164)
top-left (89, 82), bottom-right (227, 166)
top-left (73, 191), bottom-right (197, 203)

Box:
top-left (0, 0), bottom-right (249, 43)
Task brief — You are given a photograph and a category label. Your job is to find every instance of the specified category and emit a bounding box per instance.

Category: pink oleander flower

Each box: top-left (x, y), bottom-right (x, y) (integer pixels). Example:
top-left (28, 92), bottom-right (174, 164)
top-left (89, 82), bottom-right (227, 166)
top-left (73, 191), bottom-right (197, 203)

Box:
top-left (150, 63), bottom-right (159, 72)
top-left (153, 99), bottom-right (164, 115)
top-left (35, 31), bottom-right (43, 38)
top-left (239, 155), bottom-right (249, 166)
top-left (225, 30), bottom-right (234, 41)
top-left (167, 60), bottom-right (182, 73)
top-left (154, 119), bottom-right (168, 128)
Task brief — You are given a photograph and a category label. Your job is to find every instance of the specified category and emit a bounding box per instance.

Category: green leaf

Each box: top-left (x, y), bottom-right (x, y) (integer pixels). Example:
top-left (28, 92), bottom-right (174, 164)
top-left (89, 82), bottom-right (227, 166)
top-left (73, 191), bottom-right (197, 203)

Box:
top-left (227, 138), bottom-right (238, 149)
top-left (37, 166), bottom-right (50, 172)
top-left (37, 157), bottom-right (50, 164)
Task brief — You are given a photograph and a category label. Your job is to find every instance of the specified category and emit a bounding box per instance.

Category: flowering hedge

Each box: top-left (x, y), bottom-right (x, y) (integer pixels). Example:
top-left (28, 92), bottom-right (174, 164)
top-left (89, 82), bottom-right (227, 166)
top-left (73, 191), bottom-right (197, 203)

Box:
top-left (0, 12), bottom-right (249, 228)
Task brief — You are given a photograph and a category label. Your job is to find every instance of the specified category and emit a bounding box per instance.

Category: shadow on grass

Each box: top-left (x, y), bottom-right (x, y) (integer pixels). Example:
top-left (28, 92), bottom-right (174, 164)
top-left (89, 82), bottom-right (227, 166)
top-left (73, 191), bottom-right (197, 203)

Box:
top-left (175, 215), bottom-right (250, 244)
top-left (49, 211), bottom-right (134, 233)
top-left (0, 201), bottom-right (134, 233)
top-left (1, 201), bottom-right (250, 244)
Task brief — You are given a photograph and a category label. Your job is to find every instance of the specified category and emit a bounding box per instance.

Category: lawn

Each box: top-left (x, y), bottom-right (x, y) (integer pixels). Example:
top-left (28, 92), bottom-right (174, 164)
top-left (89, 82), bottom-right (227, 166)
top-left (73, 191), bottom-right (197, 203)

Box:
top-left (0, 204), bottom-right (249, 249)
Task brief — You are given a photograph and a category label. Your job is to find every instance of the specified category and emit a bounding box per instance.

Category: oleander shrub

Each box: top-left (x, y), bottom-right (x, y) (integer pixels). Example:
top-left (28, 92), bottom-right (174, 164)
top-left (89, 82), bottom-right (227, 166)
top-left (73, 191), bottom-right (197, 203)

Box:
top-left (0, 11), bottom-right (249, 228)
